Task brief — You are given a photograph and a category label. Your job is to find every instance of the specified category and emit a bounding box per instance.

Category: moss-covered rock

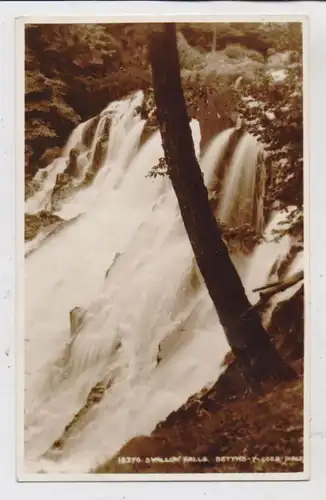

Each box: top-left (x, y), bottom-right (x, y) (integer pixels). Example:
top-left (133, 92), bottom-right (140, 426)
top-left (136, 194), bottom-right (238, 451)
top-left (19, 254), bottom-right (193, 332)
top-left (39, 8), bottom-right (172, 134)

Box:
top-left (25, 211), bottom-right (63, 241)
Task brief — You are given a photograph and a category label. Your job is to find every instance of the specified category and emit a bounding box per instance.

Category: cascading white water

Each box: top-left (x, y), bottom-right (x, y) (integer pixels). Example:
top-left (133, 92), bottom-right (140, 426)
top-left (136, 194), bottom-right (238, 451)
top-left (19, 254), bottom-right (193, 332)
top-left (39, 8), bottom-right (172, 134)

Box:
top-left (218, 134), bottom-right (264, 228)
top-left (201, 128), bottom-right (266, 233)
top-left (25, 91), bottom-right (145, 218)
top-left (24, 91), bottom-right (302, 474)
top-left (201, 128), bottom-right (236, 187)
top-left (25, 158), bottom-right (68, 215)
top-left (62, 120), bottom-right (89, 158)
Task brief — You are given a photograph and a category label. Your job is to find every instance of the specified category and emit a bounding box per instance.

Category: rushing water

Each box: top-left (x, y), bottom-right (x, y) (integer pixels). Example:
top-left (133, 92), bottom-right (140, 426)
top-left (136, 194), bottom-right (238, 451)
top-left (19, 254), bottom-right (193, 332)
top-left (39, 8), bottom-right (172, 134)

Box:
top-left (24, 90), bottom-right (302, 474)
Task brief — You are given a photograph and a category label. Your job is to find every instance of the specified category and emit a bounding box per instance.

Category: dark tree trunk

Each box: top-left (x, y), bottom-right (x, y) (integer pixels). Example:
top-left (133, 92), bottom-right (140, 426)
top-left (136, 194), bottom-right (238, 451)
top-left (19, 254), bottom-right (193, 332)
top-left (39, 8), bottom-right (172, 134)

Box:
top-left (148, 24), bottom-right (296, 392)
top-left (212, 25), bottom-right (217, 53)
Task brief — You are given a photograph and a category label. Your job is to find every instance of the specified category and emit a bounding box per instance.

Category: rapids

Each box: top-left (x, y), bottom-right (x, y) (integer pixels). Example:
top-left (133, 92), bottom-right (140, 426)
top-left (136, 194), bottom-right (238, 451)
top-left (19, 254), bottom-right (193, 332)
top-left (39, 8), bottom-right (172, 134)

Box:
top-left (23, 90), bottom-right (302, 474)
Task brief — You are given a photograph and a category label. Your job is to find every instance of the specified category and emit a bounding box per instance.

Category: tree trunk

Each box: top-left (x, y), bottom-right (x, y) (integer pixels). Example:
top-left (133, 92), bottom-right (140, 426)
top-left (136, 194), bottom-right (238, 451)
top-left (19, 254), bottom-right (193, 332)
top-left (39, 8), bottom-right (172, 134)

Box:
top-left (148, 24), bottom-right (296, 391)
top-left (212, 25), bottom-right (217, 53)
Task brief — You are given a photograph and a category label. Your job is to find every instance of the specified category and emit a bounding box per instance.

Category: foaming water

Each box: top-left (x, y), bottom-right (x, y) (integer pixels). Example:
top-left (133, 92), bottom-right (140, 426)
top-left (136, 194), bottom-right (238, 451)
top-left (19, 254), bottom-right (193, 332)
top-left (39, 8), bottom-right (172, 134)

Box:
top-left (62, 120), bottom-right (89, 158)
top-left (25, 158), bottom-right (68, 214)
top-left (201, 128), bottom-right (235, 187)
top-left (24, 92), bottom-right (296, 474)
top-left (218, 134), bottom-right (264, 230)
top-left (201, 129), bottom-right (265, 233)
top-left (25, 91), bottom-right (145, 217)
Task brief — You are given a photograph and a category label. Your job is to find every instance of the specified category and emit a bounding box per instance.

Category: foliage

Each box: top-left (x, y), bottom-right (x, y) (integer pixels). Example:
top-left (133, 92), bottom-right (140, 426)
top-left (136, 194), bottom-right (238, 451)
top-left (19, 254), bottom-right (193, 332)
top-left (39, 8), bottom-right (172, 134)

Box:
top-left (25, 119), bottom-right (57, 140)
top-left (25, 23), bottom-right (151, 174)
top-left (25, 21), bottom-right (304, 243)
top-left (177, 22), bottom-right (302, 56)
top-left (218, 221), bottom-right (263, 254)
top-left (177, 32), bottom-right (206, 70)
top-left (147, 157), bottom-right (169, 178)
top-left (224, 43), bottom-right (251, 59)
top-left (237, 61), bottom-right (303, 240)
top-left (147, 31), bottom-right (303, 242)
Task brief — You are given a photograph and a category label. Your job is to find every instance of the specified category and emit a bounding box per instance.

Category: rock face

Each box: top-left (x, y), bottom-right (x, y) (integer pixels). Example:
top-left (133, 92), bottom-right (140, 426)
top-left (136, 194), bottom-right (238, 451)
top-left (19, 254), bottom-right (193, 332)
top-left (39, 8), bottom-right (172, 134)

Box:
top-left (25, 211), bottom-right (63, 241)
top-left (65, 148), bottom-right (80, 177)
top-left (82, 116), bottom-right (102, 148)
top-left (139, 84), bottom-right (236, 153)
top-left (104, 252), bottom-right (122, 280)
top-left (187, 86), bottom-right (236, 150)
top-left (92, 137), bottom-right (109, 173)
top-left (268, 285), bottom-right (304, 363)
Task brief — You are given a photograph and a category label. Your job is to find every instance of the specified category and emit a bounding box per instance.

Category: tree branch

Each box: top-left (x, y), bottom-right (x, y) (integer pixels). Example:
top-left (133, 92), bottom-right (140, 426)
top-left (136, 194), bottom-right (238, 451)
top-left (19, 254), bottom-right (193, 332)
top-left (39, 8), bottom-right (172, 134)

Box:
top-left (253, 270), bottom-right (303, 307)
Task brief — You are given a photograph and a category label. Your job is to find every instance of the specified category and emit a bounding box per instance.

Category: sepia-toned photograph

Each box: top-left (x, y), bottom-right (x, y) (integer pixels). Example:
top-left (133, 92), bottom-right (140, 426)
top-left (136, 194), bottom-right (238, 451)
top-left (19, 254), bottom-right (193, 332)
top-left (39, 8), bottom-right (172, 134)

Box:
top-left (21, 19), bottom-right (306, 479)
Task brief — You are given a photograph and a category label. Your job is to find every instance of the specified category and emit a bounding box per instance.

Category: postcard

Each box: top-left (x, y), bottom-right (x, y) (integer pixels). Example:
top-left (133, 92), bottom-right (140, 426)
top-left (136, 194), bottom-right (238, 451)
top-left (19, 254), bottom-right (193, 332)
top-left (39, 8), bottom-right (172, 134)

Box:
top-left (17, 15), bottom-right (309, 481)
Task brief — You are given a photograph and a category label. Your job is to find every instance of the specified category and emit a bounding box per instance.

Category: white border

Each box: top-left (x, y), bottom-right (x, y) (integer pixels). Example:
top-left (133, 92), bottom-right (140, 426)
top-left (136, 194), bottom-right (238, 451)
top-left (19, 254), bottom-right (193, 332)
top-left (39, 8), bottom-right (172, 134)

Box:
top-left (16, 12), bottom-right (309, 483)
top-left (1, 1), bottom-right (326, 498)
top-left (16, 11), bottom-right (309, 482)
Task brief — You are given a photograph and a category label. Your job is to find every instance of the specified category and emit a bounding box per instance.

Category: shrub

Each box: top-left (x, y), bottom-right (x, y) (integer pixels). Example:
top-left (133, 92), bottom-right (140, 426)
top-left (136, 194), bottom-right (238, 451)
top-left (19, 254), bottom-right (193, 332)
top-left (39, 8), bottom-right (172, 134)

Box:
top-left (224, 44), bottom-right (247, 59)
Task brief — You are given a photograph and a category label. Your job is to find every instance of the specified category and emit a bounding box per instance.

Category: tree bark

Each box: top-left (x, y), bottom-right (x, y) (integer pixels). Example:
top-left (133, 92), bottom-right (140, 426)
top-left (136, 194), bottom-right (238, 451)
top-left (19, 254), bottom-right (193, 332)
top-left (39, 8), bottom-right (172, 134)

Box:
top-left (148, 24), bottom-right (296, 391)
top-left (212, 25), bottom-right (217, 53)
top-left (253, 270), bottom-right (304, 301)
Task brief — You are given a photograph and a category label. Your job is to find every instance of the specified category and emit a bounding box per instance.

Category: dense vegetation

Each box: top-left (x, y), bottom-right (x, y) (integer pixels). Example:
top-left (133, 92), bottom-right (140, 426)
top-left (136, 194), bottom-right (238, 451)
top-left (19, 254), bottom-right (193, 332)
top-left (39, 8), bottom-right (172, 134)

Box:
top-left (25, 21), bottom-right (303, 231)
top-left (25, 23), bottom-right (151, 175)
top-left (25, 22), bottom-right (302, 178)
top-left (25, 20), bottom-right (304, 294)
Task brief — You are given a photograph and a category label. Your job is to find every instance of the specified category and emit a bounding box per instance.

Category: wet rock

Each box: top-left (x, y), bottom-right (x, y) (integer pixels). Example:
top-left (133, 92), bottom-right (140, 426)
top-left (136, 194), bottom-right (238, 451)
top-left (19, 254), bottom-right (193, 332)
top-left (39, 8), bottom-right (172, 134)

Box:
top-left (104, 252), bottom-right (122, 279)
top-left (92, 137), bottom-right (109, 173)
top-left (65, 148), bottom-right (80, 177)
top-left (69, 306), bottom-right (87, 336)
top-left (24, 211), bottom-right (63, 241)
top-left (25, 176), bottom-right (40, 201)
top-left (52, 172), bottom-right (70, 194)
top-left (82, 115), bottom-right (101, 148)
top-left (50, 171), bottom-right (73, 209)
top-left (83, 169), bottom-right (96, 186)
top-left (46, 379), bottom-right (112, 456)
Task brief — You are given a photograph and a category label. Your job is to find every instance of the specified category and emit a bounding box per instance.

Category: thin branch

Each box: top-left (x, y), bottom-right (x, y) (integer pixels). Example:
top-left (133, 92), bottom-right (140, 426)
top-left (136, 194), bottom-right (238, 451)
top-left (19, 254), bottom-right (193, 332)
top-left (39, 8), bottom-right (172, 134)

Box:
top-left (253, 270), bottom-right (303, 307)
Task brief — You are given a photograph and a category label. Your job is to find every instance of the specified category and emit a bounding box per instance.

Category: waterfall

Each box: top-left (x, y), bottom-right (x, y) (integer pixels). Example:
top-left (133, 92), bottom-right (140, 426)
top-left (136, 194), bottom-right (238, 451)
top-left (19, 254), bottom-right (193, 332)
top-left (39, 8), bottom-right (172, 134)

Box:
top-left (62, 120), bottom-right (88, 157)
top-left (25, 91), bottom-right (145, 217)
top-left (218, 133), bottom-right (265, 230)
top-left (23, 91), bottom-right (300, 474)
top-left (201, 127), bottom-right (266, 233)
